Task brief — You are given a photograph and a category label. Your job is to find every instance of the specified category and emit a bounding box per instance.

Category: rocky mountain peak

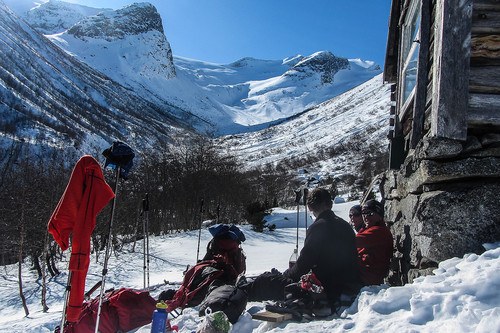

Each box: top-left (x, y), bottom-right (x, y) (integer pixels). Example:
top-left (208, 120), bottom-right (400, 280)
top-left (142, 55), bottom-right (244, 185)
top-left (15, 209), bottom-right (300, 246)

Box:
top-left (286, 50), bottom-right (350, 84)
top-left (23, 0), bottom-right (105, 35)
top-left (67, 2), bottom-right (163, 40)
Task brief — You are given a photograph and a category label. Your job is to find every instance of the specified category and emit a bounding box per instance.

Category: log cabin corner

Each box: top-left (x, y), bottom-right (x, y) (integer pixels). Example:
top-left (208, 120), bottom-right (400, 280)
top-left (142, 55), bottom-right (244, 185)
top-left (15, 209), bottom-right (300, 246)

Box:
top-left (382, 0), bottom-right (500, 285)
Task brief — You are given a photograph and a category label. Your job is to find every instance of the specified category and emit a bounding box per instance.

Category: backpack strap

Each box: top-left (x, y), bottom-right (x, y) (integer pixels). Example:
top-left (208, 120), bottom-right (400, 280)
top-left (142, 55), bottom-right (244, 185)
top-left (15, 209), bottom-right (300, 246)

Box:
top-left (166, 260), bottom-right (224, 311)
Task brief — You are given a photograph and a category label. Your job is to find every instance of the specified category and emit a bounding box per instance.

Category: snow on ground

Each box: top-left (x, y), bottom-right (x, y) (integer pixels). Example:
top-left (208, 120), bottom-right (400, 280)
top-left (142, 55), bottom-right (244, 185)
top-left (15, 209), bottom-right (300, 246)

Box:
top-left (0, 201), bottom-right (499, 332)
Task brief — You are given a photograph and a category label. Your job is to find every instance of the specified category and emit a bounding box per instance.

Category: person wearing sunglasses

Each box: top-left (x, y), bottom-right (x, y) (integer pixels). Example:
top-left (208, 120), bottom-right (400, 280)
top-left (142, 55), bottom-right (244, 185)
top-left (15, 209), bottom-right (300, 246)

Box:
top-left (349, 205), bottom-right (365, 233)
top-left (355, 199), bottom-right (393, 286)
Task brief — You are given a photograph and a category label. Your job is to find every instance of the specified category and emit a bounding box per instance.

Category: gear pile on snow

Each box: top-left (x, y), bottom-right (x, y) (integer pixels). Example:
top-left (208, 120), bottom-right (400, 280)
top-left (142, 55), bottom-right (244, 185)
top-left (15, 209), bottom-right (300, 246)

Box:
top-left (162, 225), bottom-right (247, 320)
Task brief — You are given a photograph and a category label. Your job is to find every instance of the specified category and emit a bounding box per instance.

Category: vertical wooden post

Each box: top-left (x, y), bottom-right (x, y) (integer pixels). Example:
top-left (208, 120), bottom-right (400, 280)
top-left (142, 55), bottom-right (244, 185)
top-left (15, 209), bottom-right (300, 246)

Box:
top-left (410, 0), bottom-right (431, 148)
top-left (431, 0), bottom-right (473, 140)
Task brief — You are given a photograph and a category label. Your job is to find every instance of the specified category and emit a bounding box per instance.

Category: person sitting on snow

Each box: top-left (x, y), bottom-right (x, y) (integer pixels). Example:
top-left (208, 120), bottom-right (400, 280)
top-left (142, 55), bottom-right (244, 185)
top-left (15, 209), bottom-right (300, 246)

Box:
top-left (355, 199), bottom-right (393, 286)
top-left (246, 188), bottom-right (362, 313)
top-left (349, 204), bottom-right (365, 233)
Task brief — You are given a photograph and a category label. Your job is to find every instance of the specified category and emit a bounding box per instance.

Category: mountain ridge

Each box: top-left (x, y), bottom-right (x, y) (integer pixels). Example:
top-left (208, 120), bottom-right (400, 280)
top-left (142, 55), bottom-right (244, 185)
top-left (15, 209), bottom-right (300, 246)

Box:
top-left (0, 0), bottom-right (390, 180)
top-left (37, 2), bottom-right (383, 134)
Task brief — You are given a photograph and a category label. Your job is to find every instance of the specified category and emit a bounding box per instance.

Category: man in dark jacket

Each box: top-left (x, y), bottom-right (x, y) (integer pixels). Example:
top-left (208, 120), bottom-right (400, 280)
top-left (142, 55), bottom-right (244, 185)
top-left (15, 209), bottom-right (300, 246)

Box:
top-left (247, 188), bottom-right (362, 310)
top-left (283, 188), bottom-right (362, 303)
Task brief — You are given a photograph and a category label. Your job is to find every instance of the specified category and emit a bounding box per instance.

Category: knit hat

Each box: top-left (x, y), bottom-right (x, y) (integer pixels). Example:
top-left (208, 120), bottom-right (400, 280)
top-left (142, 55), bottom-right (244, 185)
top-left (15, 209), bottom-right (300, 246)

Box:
top-left (362, 200), bottom-right (384, 216)
top-left (350, 205), bottom-right (362, 214)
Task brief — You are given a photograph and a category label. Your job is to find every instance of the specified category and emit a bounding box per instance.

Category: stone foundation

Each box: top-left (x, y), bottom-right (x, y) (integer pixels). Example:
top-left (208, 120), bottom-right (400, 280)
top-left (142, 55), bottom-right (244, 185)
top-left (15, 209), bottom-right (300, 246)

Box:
top-left (382, 135), bottom-right (500, 285)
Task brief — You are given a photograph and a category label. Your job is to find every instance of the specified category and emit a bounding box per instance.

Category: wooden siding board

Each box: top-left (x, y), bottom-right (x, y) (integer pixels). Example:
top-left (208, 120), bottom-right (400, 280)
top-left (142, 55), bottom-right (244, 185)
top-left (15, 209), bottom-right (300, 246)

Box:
top-left (411, 0), bottom-right (432, 148)
top-left (431, 0), bottom-right (472, 140)
top-left (468, 93), bottom-right (500, 128)
top-left (470, 66), bottom-right (500, 93)
top-left (473, 0), bottom-right (500, 12)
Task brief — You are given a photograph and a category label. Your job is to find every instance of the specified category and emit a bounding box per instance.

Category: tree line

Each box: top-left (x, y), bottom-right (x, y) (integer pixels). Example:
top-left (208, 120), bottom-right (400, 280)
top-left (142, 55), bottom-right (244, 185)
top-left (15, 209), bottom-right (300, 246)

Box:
top-left (0, 135), bottom-right (296, 270)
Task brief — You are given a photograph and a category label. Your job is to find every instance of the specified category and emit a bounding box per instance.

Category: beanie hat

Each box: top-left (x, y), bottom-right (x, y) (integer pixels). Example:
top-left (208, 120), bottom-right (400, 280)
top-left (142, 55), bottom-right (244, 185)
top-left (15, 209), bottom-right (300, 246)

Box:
top-left (350, 205), bottom-right (362, 214)
top-left (363, 200), bottom-right (384, 216)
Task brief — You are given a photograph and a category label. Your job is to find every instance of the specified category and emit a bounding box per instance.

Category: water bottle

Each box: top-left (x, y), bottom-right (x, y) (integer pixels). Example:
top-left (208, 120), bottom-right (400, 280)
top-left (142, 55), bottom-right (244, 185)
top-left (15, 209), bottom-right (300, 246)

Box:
top-left (151, 302), bottom-right (168, 333)
top-left (289, 248), bottom-right (298, 269)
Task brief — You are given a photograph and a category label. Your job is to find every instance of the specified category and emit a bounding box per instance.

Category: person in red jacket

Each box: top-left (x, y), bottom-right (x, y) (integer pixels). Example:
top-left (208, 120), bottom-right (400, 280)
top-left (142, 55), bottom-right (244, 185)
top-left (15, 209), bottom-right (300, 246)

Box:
top-left (355, 199), bottom-right (393, 286)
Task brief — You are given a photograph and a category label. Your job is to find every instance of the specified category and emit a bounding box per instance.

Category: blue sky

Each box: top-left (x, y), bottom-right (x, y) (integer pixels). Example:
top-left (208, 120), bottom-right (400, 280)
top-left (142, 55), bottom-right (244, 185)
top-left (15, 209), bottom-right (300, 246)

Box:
top-left (67, 0), bottom-right (392, 67)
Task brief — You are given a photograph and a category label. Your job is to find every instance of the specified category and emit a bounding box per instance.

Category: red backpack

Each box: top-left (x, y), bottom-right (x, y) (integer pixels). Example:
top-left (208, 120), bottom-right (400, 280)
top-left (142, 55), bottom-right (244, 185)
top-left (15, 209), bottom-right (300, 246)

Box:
top-left (202, 224), bottom-right (246, 276)
top-left (166, 225), bottom-right (246, 312)
top-left (166, 259), bottom-right (226, 311)
top-left (61, 288), bottom-right (157, 333)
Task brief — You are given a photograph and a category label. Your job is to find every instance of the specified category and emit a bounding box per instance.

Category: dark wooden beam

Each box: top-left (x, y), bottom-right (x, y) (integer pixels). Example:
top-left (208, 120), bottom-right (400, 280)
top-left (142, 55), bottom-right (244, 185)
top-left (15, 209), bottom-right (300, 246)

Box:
top-left (431, 0), bottom-right (473, 141)
top-left (469, 66), bottom-right (500, 93)
top-left (384, 0), bottom-right (403, 83)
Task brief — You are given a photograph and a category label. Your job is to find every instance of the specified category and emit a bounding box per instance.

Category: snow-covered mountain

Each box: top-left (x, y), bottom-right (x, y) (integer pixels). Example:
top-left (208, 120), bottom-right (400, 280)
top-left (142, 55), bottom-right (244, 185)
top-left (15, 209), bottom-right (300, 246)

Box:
top-left (18, 1), bottom-right (382, 135)
top-left (217, 73), bottom-right (390, 179)
top-left (1, 0), bottom-right (388, 177)
top-left (0, 2), bottom-right (201, 158)
top-left (23, 0), bottom-right (107, 35)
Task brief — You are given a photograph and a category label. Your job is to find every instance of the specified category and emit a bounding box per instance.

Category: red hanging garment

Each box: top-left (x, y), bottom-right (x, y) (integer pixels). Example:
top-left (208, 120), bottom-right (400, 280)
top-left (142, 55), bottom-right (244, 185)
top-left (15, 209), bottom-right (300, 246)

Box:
top-left (48, 155), bottom-right (115, 322)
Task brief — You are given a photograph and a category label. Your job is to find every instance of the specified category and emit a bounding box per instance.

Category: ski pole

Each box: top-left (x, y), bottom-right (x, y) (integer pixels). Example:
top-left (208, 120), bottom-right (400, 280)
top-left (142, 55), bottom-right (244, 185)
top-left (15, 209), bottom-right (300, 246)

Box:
top-left (142, 201), bottom-right (146, 289)
top-left (196, 199), bottom-right (204, 263)
top-left (216, 202), bottom-right (220, 225)
top-left (294, 189), bottom-right (301, 251)
top-left (144, 193), bottom-right (150, 289)
top-left (303, 187), bottom-right (309, 230)
top-left (59, 270), bottom-right (72, 332)
top-left (95, 166), bottom-right (120, 333)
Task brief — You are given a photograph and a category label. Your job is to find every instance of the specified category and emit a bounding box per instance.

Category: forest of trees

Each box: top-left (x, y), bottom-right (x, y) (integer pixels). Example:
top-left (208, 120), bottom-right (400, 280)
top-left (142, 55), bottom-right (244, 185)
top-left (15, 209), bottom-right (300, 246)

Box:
top-left (0, 135), bottom-right (297, 270)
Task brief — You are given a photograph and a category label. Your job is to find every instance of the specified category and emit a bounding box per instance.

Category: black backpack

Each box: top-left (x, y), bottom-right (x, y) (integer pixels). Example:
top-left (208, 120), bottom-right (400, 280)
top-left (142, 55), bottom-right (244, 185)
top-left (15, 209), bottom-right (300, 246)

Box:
top-left (198, 284), bottom-right (248, 324)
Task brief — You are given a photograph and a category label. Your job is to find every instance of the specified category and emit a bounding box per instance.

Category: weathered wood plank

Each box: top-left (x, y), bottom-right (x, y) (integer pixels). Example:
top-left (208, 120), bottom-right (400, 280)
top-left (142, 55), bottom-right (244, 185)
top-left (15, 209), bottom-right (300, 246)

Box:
top-left (384, 0), bottom-right (403, 83)
top-left (469, 85), bottom-right (500, 94)
top-left (471, 35), bottom-right (500, 59)
top-left (472, 0), bottom-right (500, 12)
top-left (431, 0), bottom-right (472, 140)
top-left (469, 66), bottom-right (500, 88)
top-left (468, 93), bottom-right (500, 128)
top-left (472, 10), bottom-right (500, 30)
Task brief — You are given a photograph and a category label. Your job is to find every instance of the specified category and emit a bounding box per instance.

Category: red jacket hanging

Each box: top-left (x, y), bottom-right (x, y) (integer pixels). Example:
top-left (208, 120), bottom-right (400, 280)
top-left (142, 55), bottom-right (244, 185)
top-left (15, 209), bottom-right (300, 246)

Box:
top-left (48, 155), bottom-right (115, 322)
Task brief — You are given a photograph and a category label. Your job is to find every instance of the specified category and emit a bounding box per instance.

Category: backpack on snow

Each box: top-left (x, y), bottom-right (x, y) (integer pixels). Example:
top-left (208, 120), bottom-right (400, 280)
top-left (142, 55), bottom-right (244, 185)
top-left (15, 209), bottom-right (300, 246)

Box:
top-left (165, 259), bottom-right (229, 311)
top-left (60, 287), bottom-right (157, 333)
top-left (202, 224), bottom-right (246, 277)
top-left (198, 284), bottom-right (248, 324)
top-left (164, 225), bottom-right (246, 312)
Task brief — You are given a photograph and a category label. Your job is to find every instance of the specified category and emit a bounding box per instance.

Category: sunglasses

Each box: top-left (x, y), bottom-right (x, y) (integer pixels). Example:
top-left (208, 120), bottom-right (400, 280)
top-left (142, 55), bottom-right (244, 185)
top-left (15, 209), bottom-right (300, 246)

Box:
top-left (349, 213), bottom-right (361, 218)
top-left (362, 211), bottom-right (376, 216)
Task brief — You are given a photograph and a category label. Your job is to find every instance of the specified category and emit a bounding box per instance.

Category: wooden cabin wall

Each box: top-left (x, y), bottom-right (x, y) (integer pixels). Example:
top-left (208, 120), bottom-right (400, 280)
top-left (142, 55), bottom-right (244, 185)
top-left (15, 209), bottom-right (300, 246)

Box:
top-left (469, 0), bottom-right (500, 130)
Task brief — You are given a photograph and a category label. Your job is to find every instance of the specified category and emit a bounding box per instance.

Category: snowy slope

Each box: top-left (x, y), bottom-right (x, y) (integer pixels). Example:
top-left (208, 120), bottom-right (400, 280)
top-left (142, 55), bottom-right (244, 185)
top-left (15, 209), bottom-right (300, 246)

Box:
top-left (0, 202), bottom-right (499, 332)
top-left (217, 73), bottom-right (391, 178)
